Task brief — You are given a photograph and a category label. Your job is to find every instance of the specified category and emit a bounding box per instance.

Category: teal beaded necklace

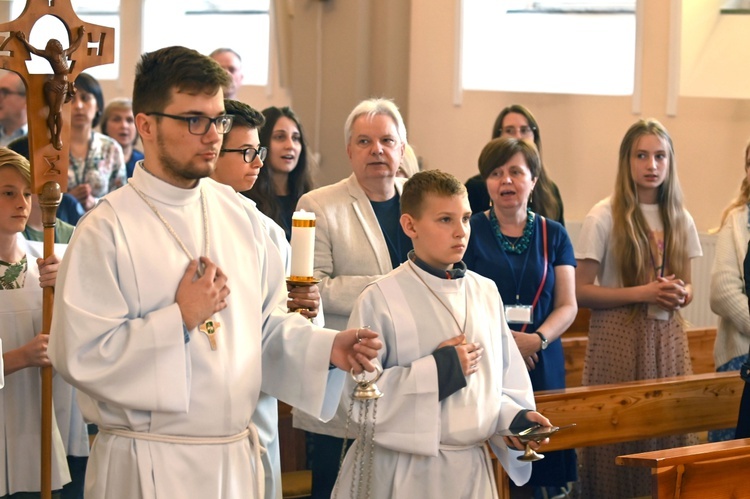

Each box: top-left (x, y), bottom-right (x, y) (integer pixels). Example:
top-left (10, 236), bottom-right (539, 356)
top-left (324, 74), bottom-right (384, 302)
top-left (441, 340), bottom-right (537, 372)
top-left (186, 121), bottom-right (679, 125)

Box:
top-left (490, 208), bottom-right (535, 254)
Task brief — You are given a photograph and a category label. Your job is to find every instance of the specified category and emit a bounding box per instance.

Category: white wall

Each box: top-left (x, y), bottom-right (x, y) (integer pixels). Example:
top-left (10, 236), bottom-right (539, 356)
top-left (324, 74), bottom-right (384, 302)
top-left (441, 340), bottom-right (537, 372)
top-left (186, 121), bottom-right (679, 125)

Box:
top-left (407, 0), bottom-right (750, 233)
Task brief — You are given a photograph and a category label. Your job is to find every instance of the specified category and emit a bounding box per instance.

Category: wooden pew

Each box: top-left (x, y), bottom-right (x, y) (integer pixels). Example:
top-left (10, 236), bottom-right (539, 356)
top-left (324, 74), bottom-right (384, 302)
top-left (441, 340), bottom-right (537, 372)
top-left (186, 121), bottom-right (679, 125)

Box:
top-left (563, 327), bottom-right (718, 388)
top-left (616, 437), bottom-right (750, 498)
top-left (494, 371), bottom-right (744, 497)
top-left (563, 307), bottom-right (591, 336)
top-left (536, 371), bottom-right (742, 451)
top-left (278, 402), bottom-right (312, 498)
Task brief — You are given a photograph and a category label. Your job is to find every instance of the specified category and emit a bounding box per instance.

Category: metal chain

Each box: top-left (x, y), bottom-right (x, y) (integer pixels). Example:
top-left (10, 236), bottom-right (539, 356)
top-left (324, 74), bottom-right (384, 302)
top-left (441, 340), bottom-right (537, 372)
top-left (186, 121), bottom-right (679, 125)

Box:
top-left (333, 391), bottom-right (357, 499)
top-left (333, 383), bottom-right (379, 499)
top-left (364, 398), bottom-right (378, 499)
top-left (129, 181), bottom-right (209, 276)
top-left (351, 399), bottom-right (365, 499)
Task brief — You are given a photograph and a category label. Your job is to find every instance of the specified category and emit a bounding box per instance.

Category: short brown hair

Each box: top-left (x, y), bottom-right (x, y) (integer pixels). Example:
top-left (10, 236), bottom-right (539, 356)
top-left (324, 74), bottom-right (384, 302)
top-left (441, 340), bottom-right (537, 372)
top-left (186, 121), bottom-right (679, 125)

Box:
top-left (0, 147), bottom-right (31, 184)
top-left (224, 99), bottom-right (265, 130)
top-left (401, 169), bottom-right (466, 218)
top-left (478, 137), bottom-right (541, 180)
top-left (133, 46), bottom-right (231, 116)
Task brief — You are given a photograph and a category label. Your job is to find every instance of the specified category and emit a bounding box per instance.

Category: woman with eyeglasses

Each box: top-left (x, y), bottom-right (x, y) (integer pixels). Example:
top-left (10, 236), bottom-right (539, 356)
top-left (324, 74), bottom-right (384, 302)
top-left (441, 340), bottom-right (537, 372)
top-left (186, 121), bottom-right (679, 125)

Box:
top-left (243, 106), bottom-right (315, 241)
top-left (465, 104), bottom-right (564, 225)
top-left (101, 98), bottom-right (143, 179)
top-left (68, 73), bottom-right (127, 211)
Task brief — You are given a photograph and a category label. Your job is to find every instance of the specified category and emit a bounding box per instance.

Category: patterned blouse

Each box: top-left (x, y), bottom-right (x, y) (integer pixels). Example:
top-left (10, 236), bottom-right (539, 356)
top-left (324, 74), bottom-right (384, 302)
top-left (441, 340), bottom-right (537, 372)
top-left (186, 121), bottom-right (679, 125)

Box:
top-left (68, 132), bottom-right (127, 198)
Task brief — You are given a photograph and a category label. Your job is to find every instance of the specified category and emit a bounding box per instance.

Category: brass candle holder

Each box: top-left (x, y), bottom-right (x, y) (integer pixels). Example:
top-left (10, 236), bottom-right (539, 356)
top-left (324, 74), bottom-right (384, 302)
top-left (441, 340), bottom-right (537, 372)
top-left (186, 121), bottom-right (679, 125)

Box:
top-left (285, 276), bottom-right (321, 314)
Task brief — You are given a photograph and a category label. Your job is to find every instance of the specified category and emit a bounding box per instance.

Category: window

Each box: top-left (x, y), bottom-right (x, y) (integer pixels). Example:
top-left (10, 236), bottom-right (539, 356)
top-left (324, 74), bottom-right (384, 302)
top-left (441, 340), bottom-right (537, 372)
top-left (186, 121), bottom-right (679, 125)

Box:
top-left (142, 0), bottom-right (270, 86)
top-left (680, 0), bottom-right (750, 98)
top-left (461, 0), bottom-right (636, 96)
top-left (722, 0), bottom-right (750, 13)
top-left (11, 0), bottom-right (120, 80)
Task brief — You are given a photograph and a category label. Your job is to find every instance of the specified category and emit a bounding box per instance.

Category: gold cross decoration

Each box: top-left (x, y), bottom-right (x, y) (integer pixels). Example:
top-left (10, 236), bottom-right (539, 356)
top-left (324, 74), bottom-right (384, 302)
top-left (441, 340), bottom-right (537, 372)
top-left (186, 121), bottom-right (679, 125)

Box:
top-left (199, 320), bottom-right (221, 351)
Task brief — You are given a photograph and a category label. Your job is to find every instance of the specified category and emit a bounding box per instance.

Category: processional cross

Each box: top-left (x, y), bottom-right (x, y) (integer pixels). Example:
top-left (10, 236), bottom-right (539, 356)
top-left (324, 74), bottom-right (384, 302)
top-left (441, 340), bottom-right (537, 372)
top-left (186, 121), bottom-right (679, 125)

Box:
top-left (0, 1), bottom-right (114, 497)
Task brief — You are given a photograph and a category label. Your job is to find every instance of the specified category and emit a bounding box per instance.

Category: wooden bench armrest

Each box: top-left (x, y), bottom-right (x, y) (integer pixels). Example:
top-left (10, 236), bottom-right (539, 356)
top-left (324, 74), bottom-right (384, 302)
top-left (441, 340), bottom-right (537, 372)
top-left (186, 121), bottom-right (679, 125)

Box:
top-left (615, 437), bottom-right (750, 469)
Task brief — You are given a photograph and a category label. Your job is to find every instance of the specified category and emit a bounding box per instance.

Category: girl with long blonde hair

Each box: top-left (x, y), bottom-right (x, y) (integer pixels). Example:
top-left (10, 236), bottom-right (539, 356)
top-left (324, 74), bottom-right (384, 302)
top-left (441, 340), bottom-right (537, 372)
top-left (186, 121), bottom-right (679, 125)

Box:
top-left (574, 119), bottom-right (702, 498)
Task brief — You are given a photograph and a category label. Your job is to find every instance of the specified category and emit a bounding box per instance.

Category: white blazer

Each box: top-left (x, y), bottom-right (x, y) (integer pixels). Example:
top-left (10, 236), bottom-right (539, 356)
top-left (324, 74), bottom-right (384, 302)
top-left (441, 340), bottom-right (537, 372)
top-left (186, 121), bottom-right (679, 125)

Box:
top-left (293, 173), bottom-right (406, 436)
top-left (296, 173), bottom-right (406, 331)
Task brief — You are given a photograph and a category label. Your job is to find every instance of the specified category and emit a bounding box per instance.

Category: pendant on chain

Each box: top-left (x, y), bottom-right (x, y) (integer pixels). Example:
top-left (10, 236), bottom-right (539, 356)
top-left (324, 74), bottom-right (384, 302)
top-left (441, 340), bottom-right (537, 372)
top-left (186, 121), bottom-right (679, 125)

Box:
top-left (199, 320), bottom-right (221, 350)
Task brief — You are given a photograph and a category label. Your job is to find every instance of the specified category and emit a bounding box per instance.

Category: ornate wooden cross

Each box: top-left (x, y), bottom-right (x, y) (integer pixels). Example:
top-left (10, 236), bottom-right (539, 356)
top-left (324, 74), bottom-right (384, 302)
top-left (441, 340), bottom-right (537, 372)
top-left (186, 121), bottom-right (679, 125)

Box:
top-left (1, 0), bottom-right (115, 192)
top-left (0, 2), bottom-right (114, 497)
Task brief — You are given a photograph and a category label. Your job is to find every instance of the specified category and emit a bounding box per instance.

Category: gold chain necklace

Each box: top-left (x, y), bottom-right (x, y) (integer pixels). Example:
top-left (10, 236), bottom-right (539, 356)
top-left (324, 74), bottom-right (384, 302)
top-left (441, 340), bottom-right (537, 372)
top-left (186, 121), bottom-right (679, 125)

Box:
top-left (408, 261), bottom-right (467, 335)
top-left (128, 181), bottom-right (209, 276)
top-left (128, 180), bottom-right (221, 351)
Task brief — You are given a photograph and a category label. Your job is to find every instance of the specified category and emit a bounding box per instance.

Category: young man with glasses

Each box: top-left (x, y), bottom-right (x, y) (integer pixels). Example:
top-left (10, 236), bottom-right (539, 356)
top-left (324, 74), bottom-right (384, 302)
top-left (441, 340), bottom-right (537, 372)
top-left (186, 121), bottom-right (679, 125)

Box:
top-left (211, 98), bottom-right (323, 499)
top-left (0, 70), bottom-right (28, 147)
top-left (48, 46), bottom-right (382, 499)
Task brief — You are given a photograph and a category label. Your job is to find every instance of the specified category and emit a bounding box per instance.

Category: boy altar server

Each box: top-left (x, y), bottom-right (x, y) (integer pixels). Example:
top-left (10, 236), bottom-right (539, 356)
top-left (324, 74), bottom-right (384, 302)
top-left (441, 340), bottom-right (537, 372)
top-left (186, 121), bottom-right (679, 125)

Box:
top-left (335, 170), bottom-right (550, 498)
top-left (0, 148), bottom-right (70, 495)
top-left (48, 46), bottom-right (381, 499)
top-left (210, 98), bottom-right (324, 499)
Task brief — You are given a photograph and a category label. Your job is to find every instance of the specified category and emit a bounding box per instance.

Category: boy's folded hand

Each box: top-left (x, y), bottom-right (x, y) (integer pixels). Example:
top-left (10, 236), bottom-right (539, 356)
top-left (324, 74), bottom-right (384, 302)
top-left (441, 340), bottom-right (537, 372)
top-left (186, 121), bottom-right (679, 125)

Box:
top-left (436, 334), bottom-right (483, 376)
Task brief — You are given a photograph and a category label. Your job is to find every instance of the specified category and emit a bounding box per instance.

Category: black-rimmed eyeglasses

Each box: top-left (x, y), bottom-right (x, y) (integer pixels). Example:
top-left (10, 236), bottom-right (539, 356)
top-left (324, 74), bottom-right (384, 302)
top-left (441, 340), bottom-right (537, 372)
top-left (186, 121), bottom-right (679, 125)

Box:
top-left (221, 146), bottom-right (267, 163)
top-left (146, 112), bottom-right (234, 135)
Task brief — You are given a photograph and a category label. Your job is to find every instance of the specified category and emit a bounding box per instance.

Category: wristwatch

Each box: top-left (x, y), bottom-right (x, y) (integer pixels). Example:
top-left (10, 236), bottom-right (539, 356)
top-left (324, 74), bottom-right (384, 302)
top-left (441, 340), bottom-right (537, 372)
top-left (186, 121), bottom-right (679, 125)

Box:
top-left (533, 331), bottom-right (548, 351)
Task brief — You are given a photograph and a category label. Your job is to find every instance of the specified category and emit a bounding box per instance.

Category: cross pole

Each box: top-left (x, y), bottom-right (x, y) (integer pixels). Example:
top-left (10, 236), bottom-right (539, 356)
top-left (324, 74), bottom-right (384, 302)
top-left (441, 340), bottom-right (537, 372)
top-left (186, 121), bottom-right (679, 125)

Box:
top-left (0, 1), bottom-right (114, 497)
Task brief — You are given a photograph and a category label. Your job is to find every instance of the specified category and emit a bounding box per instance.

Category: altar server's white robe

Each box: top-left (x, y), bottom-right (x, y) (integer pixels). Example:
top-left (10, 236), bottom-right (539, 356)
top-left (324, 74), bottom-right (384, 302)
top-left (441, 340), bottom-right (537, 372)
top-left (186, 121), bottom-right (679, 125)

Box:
top-left (335, 262), bottom-right (534, 499)
top-left (251, 200), bottom-right (325, 499)
top-left (49, 167), bottom-right (344, 499)
top-left (21, 238), bottom-right (90, 460)
top-left (1, 237), bottom-right (69, 495)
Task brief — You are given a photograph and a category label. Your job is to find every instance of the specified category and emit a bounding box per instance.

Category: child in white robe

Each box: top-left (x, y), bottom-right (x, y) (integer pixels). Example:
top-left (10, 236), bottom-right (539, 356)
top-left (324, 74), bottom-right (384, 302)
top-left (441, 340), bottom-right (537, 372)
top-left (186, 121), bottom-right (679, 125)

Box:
top-left (210, 99), bottom-right (324, 499)
top-left (0, 148), bottom-right (70, 497)
top-left (334, 170), bottom-right (551, 499)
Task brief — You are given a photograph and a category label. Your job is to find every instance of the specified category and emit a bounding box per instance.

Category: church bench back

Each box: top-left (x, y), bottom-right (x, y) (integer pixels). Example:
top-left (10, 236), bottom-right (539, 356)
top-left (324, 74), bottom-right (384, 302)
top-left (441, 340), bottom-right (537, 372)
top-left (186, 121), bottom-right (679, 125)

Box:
top-left (494, 370), bottom-right (743, 498)
top-left (536, 371), bottom-right (742, 452)
top-left (562, 326), bottom-right (718, 388)
top-left (615, 437), bottom-right (750, 498)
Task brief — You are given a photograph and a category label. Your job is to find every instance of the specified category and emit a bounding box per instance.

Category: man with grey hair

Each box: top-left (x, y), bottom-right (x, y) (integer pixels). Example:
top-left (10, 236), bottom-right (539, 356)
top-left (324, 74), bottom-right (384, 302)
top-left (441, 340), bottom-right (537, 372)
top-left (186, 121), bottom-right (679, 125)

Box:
top-left (0, 70), bottom-right (28, 147)
top-left (210, 48), bottom-right (243, 99)
top-left (295, 97), bottom-right (411, 499)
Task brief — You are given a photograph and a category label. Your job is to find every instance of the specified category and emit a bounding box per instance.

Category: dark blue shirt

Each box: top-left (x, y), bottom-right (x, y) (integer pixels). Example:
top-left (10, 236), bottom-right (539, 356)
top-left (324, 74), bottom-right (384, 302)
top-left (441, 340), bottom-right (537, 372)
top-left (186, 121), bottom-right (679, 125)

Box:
top-left (464, 212), bottom-right (575, 390)
top-left (370, 193), bottom-right (413, 269)
top-left (126, 149), bottom-right (145, 179)
top-left (464, 211), bottom-right (578, 486)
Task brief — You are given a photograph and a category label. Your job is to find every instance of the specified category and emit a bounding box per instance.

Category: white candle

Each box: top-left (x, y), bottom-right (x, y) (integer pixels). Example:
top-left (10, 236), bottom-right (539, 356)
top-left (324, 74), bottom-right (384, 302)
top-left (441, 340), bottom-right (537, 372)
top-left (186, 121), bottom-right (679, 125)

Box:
top-left (290, 210), bottom-right (316, 279)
